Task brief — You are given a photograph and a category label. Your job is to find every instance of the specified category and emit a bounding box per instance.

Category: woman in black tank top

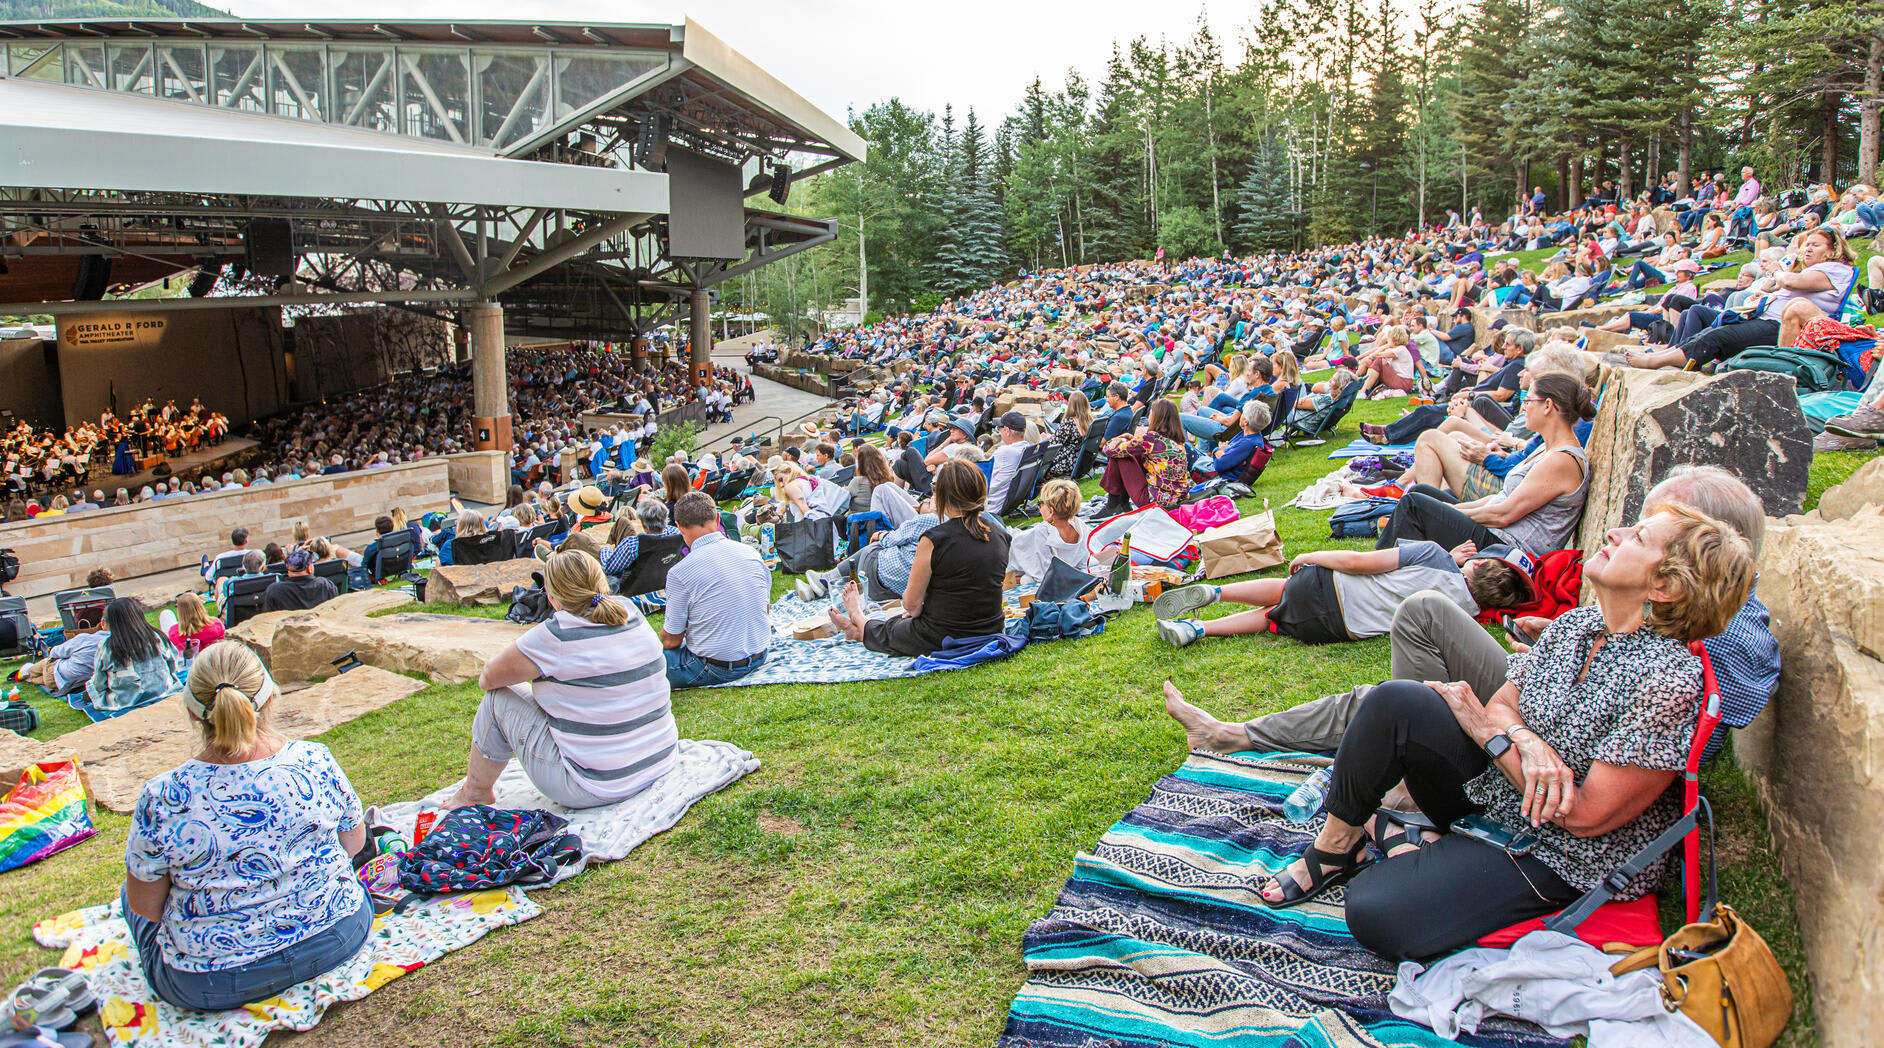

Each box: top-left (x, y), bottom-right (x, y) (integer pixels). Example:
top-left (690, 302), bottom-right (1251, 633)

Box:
top-left (828, 460), bottom-right (1010, 657)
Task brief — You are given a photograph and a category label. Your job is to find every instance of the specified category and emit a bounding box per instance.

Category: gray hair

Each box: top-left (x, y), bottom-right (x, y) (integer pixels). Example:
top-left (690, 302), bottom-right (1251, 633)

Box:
top-left (242, 550), bottom-right (266, 573)
top-left (636, 499), bottom-right (670, 532)
top-left (1240, 399), bottom-right (1273, 431)
top-left (1507, 328), bottom-right (1539, 353)
top-left (1106, 380), bottom-right (1130, 401)
top-left (1643, 465), bottom-right (1766, 558)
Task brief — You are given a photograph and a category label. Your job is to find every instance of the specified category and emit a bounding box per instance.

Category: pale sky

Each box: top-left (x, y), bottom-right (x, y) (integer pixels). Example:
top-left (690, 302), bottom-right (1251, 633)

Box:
top-left (230, 0), bottom-right (1262, 128)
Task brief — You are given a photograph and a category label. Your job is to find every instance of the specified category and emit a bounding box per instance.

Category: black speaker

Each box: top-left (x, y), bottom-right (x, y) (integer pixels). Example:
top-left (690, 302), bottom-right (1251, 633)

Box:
top-left (71, 254), bottom-right (111, 300)
top-left (768, 162), bottom-right (792, 206)
top-left (633, 113), bottom-right (670, 170)
top-left (246, 218), bottom-right (296, 278)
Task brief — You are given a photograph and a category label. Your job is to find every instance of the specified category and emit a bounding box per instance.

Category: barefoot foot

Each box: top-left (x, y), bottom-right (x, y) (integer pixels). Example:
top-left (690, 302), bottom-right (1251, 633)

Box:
top-left (1162, 680), bottom-right (1247, 753)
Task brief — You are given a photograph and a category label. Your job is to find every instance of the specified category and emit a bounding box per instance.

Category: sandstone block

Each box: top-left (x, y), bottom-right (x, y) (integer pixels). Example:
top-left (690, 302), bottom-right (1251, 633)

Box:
top-left (264, 610), bottom-right (527, 684)
top-left (1810, 456), bottom-right (1884, 522)
top-left (427, 559), bottom-right (543, 605)
top-left (1575, 366), bottom-right (1809, 554)
top-left (1737, 503), bottom-right (1884, 1046)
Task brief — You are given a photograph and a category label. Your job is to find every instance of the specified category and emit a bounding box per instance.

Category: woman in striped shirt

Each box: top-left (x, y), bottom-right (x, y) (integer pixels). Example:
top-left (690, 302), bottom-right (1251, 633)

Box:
top-left (448, 550), bottom-right (678, 810)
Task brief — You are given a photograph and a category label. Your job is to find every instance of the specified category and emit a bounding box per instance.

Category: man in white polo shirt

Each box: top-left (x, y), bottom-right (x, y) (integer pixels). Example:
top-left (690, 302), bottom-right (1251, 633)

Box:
top-left (660, 492), bottom-right (772, 688)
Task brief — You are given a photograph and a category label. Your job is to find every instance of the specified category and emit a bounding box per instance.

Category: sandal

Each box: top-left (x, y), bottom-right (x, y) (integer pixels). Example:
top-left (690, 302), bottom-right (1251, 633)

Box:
top-left (1369, 810), bottom-right (1436, 859)
top-left (3, 968), bottom-right (93, 1033)
top-left (1256, 843), bottom-right (1371, 910)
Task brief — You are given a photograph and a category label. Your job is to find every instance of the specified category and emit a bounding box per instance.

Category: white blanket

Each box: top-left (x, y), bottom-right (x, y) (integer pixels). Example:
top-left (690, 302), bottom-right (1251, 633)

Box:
top-left (376, 738), bottom-right (759, 887)
top-left (1388, 930), bottom-right (1716, 1047)
top-left (1288, 465), bottom-right (1352, 510)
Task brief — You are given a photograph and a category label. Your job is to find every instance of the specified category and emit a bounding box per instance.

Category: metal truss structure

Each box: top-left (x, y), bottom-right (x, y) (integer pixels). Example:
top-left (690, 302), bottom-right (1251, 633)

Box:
top-left (0, 18), bottom-right (862, 340)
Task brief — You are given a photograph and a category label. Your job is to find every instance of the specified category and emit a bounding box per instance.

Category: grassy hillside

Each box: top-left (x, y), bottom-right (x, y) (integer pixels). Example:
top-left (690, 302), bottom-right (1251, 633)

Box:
top-left (0, 0), bottom-right (230, 20)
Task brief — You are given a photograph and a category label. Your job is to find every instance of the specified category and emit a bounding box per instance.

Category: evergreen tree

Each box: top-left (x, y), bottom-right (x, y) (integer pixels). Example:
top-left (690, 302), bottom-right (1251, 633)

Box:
top-left (1232, 136), bottom-right (1299, 251)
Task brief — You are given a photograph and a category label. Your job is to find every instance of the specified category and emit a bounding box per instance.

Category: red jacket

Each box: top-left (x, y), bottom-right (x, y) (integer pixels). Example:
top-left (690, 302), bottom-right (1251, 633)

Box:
top-left (1475, 548), bottom-right (1583, 624)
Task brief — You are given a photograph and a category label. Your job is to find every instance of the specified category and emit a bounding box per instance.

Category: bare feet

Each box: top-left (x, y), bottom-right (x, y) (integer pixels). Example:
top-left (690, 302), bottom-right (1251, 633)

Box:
top-left (1162, 680), bottom-right (1249, 753)
top-left (445, 786), bottom-right (494, 810)
top-left (826, 605), bottom-right (863, 642)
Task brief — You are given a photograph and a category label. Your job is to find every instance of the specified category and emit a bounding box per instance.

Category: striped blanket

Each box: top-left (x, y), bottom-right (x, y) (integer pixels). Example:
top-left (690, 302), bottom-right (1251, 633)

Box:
top-left (997, 751), bottom-right (1566, 1048)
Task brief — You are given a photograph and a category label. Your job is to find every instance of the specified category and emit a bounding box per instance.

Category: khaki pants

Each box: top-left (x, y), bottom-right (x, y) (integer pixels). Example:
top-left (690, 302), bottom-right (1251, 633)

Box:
top-left (1243, 590), bottom-right (1510, 752)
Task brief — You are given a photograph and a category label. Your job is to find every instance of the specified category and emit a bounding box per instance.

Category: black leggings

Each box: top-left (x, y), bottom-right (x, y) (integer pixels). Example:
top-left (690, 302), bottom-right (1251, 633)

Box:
top-left (1375, 486), bottom-right (1502, 551)
top-left (1324, 681), bottom-right (1578, 960)
top-left (1681, 318), bottom-right (1781, 367)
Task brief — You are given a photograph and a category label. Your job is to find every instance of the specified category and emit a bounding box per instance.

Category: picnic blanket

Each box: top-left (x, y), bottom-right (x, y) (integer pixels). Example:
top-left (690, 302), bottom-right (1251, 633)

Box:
top-left (1328, 439), bottom-right (1417, 460)
top-left (996, 750), bottom-right (1566, 1048)
top-left (32, 888), bottom-right (539, 1048)
top-left (376, 738), bottom-right (760, 887)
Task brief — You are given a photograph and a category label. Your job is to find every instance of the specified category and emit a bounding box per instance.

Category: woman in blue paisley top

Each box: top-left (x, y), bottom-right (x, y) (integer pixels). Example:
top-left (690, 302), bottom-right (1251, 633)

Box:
top-left (122, 641), bottom-right (372, 1011)
top-left (1248, 504), bottom-right (1755, 960)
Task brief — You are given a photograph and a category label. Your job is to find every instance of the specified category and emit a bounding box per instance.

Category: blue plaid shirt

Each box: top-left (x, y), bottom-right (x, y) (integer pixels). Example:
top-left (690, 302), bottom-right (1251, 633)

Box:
top-left (1701, 585), bottom-right (1780, 760)
top-left (600, 525), bottom-right (682, 577)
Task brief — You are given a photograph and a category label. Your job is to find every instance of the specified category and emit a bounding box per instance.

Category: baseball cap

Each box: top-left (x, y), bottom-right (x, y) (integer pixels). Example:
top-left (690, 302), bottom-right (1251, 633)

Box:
top-left (285, 548), bottom-right (316, 572)
top-left (1467, 544), bottom-right (1538, 600)
top-left (1000, 411), bottom-right (1027, 433)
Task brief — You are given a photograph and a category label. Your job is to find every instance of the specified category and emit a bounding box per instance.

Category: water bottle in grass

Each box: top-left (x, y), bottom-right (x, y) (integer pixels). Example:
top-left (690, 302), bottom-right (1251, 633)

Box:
top-left (1283, 767), bottom-right (1334, 823)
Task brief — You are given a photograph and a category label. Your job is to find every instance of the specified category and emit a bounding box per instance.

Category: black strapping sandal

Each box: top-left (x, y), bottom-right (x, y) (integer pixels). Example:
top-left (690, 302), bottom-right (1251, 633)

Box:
top-left (1369, 810), bottom-right (1436, 859)
top-left (1257, 843), bottom-right (1371, 909)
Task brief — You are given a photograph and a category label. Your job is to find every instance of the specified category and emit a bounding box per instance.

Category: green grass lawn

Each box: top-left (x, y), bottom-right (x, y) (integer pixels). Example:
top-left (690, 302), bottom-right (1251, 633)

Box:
top-left (2, 392), bottom-right (1868, 1047)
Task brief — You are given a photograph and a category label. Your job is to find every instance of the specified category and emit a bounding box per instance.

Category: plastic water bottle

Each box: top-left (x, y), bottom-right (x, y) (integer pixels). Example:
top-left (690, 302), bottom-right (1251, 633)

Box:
top-left (1283, 767), bottom-right (1334, 823)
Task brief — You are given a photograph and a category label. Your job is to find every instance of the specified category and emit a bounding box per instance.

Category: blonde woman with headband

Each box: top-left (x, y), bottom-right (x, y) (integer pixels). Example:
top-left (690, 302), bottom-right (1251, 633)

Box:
top-left (122, 641), bottom-right (372, 1011)
top-left (449, 550), bottom-right (678, 811)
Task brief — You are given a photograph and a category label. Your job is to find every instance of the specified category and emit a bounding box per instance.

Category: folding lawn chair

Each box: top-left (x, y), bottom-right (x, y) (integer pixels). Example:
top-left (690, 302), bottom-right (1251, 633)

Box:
top-left (54, 586), bottom-right (115, 632)
top-left (996, 441), bottom-right (1051, 518)
top-left (612, 534), bottom-right (686, 599)
top-left (449, 529), bottom-right (518, 566)
top-left (220, 574), bottom-right (277, 628)
top-left (1280, 378), bottom-right (1363, 447)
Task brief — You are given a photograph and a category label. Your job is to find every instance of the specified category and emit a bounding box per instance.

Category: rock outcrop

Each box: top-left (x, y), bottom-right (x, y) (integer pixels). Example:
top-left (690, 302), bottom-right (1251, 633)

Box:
top-left (1738, 470), bottom-right (1884, 1047)
top-left (231, 589), bottom-right (526, 683)
top-left (1574, 366), bottom-right (1810, 553)
top-left (428, 558), bottom-right (541, 606)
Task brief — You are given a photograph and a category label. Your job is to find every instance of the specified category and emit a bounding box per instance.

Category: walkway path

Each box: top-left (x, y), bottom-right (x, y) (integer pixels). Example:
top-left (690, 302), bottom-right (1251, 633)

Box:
top-left (695, 333), bottom-right (834, 454)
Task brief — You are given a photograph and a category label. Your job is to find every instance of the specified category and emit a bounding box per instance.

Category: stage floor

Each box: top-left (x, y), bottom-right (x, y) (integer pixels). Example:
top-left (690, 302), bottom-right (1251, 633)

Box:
top-left (96, 438), bottom-right (259, 494)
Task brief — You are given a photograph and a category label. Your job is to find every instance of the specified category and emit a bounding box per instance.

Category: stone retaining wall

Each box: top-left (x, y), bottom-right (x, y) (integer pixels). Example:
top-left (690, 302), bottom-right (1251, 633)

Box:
top-left (0, 459), bottom-right (450, 598)
top-left (1739, 459), bottom-right (1884, 1047)
top-left (445, 451), bottom-right (507, 505)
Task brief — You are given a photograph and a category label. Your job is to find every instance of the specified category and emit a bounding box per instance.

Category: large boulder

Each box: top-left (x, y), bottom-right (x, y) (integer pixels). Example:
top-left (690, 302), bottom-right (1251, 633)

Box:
top-left (428, 558), bottom-right (541, 606)
top-left (1737, 479), bottom-right (1884, 1046)
top-left (1574, 366), bottom-right (1810, 554)
top-left (230, 589), bottom-right (526, 683)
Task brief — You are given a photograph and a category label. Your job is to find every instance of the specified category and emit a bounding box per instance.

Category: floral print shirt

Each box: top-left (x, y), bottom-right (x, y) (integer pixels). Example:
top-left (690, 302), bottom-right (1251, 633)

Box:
top-left (1464, 605), bottom-right (1702, 897)
top-left (1107, 431), bottom-right (1191, 509)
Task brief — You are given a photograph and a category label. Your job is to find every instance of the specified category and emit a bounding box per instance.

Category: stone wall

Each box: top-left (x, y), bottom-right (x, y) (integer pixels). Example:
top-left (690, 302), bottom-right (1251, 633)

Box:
top-left (1738, 459), bottom-right (1884, 1047)
top-left (0, 459), bottom-right (450, 598)
top-left (445, 451), bottom-right (508, 505)
top-left (1574, 365), bottom-right (1809, 555)
top-left (1467, 303), bottom-right (1632, 349)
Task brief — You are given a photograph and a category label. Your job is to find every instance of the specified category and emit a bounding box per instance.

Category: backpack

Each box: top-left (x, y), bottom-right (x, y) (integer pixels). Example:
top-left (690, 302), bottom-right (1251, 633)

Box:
top-left (396, 805), bottom-right (582, 893)
top-left (1329, 496), bottom-right (1400, 539)
top-left (505, 571), bottom-right (554, 624)
top-left (1717, 346), bottom-right (1848, 393)
top-left (0, 548), bottom-right (16, 585)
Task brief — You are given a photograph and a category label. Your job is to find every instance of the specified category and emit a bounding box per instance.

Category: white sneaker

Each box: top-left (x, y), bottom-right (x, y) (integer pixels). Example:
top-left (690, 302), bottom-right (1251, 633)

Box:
top-left (795, 572), bottom-right (830, 602)
top-left (1156, 618), bottom-right (1205, 648)
top-left (1153, 585), bottom-right (1221, 620)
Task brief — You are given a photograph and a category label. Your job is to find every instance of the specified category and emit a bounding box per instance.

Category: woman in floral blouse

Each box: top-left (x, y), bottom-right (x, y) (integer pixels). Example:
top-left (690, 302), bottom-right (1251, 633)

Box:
top-left (1043, 393), bottom-right (1092, 481)
top-left (1097, 399), bottom-right (1191, 513)
top-left (1245, 504), bottom-right (1754, 960)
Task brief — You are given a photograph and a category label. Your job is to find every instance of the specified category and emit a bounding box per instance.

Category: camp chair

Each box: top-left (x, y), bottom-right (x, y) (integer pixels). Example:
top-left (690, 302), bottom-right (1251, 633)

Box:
top-left (714, 467), bottom-right (754, 503)
top-left (205, 555), bottom-right (247, 589)
top-left (524, 520), bottom-right (560, 547)
top-left (0, 594), bottom-right (32, 658)
top-left (54, 586), bottom-right (115, 632)
top-left (1280, 377), bottom-right (1363, 447)
top-left (996, 441), bottom-right (1051, 518)
top-left (450, 529), bottom-right (518, 566)
top-left (699, 471), bottom-right (723, 499)
top-left (1478, 642), bottom-right (1725, 950)
top-left (368, 530), bottom-right (417, 583)
top-left (220, 574), bottom-right (277, 628)
top-left (977, 459), bottom-right (995, 481)
top-left (313, 558), bottom-right (351, 595)
top-left (845, 511), bottom-right (890, 552)
top-left (1071, 430), bottom-right (1106, 479)
top-left (1264, 386), bottom-right (1302, 437)
top-left (613, 534), bottom-right (686, 599)
top-left (831, 466), bottom-right (857, 486)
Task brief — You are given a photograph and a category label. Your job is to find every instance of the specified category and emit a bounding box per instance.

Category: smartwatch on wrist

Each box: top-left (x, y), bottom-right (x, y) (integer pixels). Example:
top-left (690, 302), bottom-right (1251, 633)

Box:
top-left (1482, 732), bottom-right (1513, 760)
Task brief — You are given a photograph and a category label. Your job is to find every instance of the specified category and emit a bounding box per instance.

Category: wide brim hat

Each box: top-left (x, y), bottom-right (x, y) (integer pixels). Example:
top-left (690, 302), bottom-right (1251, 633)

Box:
top-left (632, 458), bottom-right (653, 472)
top-left (568, 485), bottom-right (608, 516)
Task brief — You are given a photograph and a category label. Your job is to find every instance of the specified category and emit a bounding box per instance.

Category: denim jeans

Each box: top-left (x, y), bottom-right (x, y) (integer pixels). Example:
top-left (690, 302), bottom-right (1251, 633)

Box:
top-left (122, 884), bottom-right (372, 1012)
top-left (1179, 412), bottom-right (1225, 440)
top-left (664, 647), bottom-right (766, 689)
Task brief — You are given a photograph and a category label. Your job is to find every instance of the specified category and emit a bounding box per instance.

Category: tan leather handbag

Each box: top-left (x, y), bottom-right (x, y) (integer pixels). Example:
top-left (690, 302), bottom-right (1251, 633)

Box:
top-left (1607, 903), bottom-right (1792, 1048)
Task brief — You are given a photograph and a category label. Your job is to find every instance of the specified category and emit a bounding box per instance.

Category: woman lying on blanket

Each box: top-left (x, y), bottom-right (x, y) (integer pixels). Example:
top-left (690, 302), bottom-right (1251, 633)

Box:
top-left (450, 550), bottom-right (678, 811)
top-left (123, 641), bottom-right (373, 1011)
top-left (826, 459), bottom-right (1011, 657)
top-left (1162, 505), bottom-right (1753, 961)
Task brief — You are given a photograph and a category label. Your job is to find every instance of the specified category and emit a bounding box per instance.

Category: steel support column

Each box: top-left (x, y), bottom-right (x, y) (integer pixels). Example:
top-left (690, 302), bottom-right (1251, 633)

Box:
top-left (468, 301), bottom-right (512, 452)
top-left (689, 286), bottom-right (712, 385)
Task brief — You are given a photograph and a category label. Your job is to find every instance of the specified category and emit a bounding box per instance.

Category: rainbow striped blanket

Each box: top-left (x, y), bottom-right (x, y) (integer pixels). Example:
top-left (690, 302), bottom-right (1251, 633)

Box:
top-left (997, 751), bottom-right (1566, 1048)
top-left (0, 760), bottom-right (95, 874)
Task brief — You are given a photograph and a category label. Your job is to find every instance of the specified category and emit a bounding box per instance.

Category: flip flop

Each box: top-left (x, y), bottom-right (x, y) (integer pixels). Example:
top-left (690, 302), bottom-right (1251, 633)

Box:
top-left (0, 1029), bottom-right (93, 1048)
top-left (3, 968), bottom-right (92, 1033)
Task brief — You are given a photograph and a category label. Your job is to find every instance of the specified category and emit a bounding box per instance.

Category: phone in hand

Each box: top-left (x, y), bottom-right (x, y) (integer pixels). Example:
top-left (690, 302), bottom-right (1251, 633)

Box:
top-left (1502, 614), bottom-right (1538, 647)
top-left (1451, 813), bottom-right (1538, 855)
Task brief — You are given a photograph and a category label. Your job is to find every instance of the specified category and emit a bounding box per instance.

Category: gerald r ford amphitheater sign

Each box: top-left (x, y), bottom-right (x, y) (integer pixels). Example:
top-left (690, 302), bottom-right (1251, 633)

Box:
top-left (61, 317), bottom-right (167, 347)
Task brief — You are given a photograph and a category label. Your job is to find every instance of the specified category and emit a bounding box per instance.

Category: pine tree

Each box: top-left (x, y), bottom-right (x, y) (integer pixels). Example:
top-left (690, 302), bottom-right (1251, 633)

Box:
top-left (1232, 136), bottom-right (1299, 251)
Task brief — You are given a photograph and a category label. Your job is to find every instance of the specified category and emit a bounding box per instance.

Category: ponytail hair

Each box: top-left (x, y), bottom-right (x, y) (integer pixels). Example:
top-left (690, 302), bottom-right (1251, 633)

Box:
top-left (184, 641), bottom-right (278, 756)
top-left (543, 550), bottom-right (628, 626)
top-left (933, 459), bottom-right (990, 541)
top-left (1531, 371), bottom-right (1597, 421)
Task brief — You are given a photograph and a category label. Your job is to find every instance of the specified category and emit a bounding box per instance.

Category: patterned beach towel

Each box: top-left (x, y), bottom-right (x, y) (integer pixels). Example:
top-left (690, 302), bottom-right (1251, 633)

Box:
top-left (997, 751), bottom-right (1566, 1048)
top-left (33, 889), bottom-right (540, 1048)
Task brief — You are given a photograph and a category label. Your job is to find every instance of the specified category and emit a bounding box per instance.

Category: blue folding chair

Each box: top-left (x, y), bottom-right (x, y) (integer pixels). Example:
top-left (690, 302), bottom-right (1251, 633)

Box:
top-left (845, 511), bottom-right (890, 553)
